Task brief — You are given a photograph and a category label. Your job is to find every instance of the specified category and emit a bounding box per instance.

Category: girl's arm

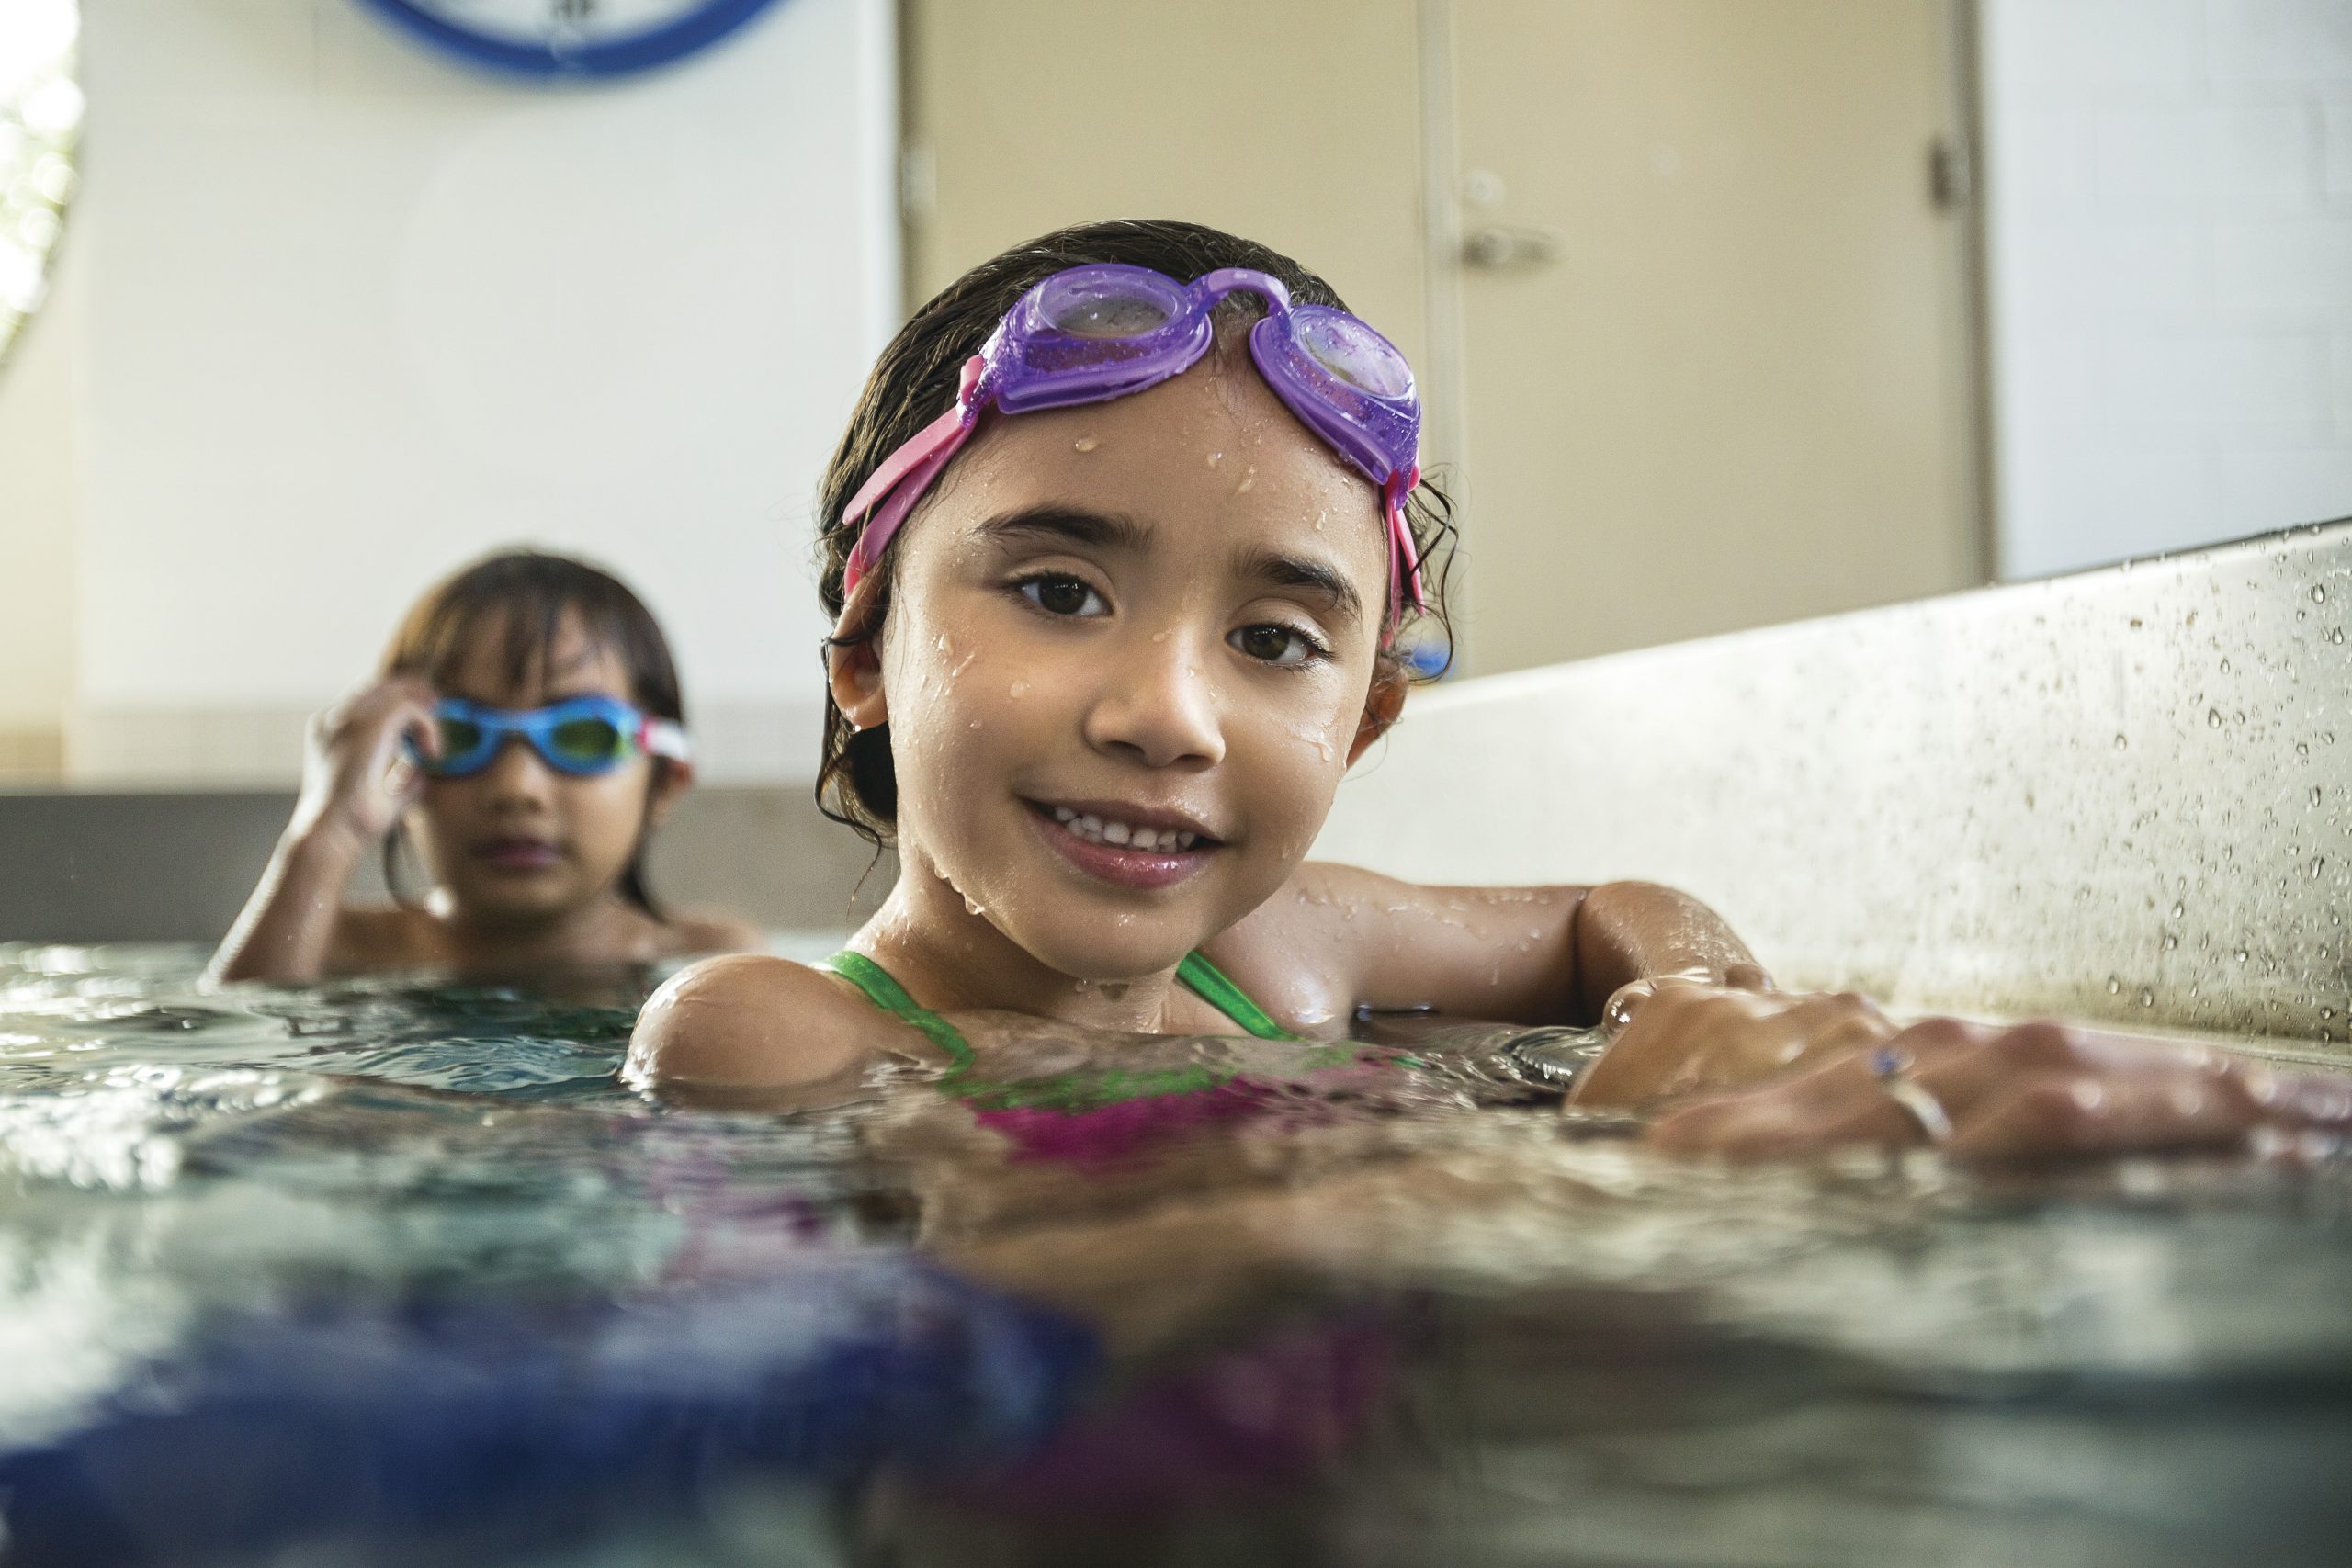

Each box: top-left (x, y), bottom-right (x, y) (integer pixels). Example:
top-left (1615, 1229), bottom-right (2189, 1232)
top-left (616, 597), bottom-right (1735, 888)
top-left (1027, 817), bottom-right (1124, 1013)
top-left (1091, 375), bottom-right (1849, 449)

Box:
top-left (1211, 862), bottom-right (1764, 1030)
top-left (207, 678), bottom-right (438, 985)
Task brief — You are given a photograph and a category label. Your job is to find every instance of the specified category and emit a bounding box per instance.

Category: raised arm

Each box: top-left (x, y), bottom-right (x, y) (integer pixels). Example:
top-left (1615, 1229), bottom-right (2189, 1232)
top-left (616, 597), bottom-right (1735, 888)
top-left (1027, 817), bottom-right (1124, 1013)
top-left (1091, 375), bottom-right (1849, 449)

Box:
top-left (207, 678), bottom-right (438, 984)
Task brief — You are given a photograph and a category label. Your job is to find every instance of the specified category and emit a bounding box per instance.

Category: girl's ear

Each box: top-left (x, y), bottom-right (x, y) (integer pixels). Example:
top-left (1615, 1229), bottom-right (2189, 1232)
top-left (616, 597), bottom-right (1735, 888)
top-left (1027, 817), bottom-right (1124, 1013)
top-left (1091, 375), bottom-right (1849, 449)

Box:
top-left (1345, 670), bottom-right (1408, 767)
top-left (646, 756), bottom-right (693, 829)
top-left (825, 579), bottom-right (890, 733)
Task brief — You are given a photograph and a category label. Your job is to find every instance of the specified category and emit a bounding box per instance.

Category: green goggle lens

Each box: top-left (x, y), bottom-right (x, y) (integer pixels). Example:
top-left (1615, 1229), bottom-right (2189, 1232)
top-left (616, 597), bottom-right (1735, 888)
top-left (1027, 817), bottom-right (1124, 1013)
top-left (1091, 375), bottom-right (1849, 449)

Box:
top-left (435, 716), bottom-right (486, 759)
top-left (548, 716), bottom-right (625, 763)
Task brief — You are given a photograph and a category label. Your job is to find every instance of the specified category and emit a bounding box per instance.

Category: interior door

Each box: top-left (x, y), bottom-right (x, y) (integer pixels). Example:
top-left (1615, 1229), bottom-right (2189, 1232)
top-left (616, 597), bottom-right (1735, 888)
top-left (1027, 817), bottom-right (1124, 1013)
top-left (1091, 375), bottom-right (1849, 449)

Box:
top-left (1447, 0), bottom-right (1984, 673)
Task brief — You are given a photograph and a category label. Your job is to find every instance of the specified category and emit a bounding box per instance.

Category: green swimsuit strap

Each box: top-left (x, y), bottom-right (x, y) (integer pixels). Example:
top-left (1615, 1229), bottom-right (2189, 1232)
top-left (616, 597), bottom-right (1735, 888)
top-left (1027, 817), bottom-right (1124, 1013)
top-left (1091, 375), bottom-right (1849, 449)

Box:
top-left (818, 951), bottom-right (975, 1077)
top-left (822, 949), bottom-right (1296, 1052)
top-left (1176, 951), bottom-right (1298, 1042)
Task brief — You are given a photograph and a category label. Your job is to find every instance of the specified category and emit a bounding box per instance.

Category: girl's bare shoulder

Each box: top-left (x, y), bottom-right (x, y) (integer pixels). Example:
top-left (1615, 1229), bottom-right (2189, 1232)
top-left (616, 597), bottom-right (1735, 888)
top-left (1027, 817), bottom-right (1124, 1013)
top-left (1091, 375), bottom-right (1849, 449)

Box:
top-left (623, 953), bottom-right (923, 1104)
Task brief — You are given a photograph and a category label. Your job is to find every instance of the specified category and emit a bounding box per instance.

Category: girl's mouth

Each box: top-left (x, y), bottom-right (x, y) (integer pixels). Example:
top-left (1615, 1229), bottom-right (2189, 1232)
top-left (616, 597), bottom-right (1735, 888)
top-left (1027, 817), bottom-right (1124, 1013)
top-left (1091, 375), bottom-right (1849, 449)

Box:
top-left (475, 836), bottom-right (561, 873)
top-left (1025, 800), bottom-right (1217, 890)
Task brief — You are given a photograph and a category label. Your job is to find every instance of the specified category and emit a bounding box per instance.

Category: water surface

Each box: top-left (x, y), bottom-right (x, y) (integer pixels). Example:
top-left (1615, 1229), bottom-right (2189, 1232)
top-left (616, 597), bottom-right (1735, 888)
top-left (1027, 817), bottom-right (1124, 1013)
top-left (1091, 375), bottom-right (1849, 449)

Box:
top-left (3, 942), bottom-right (2347, 1566)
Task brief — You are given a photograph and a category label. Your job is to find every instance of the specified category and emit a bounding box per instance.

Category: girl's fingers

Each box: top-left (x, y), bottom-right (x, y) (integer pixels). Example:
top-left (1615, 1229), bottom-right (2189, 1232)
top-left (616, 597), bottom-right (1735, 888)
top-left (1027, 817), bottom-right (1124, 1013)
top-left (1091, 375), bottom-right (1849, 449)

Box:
top-left (1645, 1054), bottom-right (1916, 1159)
top-left (1644, 1017), bottom-right (2351, 1163)
top-left (1947, 1066), bottom-right (2266, 1160)
top-left (2234, 1063), bottom-right (2352, 1128)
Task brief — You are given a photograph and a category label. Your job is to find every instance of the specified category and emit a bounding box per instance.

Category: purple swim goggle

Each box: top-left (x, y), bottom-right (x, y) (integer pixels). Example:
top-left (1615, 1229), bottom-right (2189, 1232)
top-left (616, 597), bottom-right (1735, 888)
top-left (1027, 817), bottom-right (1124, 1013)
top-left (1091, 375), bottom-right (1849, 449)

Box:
top-left (842, 264), bottom-right (1426, 633)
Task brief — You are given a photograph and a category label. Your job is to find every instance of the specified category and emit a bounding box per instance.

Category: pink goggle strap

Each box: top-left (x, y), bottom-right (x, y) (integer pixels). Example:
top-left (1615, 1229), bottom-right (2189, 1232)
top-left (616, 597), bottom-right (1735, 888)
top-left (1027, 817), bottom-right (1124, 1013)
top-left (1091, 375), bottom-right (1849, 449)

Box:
top-left (1383, 465), bottom-right (1427, 632)
top-left (841, 355), bottom-right (989, 596)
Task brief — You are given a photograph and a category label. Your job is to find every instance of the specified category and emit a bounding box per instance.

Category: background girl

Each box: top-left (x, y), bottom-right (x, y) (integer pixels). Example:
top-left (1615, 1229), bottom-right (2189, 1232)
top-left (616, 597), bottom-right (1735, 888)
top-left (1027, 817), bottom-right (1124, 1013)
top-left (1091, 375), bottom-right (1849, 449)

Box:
top-left (211, 550), bottom-right (759, 982)
top-left (632, 220), bottom-right (2347, 1164)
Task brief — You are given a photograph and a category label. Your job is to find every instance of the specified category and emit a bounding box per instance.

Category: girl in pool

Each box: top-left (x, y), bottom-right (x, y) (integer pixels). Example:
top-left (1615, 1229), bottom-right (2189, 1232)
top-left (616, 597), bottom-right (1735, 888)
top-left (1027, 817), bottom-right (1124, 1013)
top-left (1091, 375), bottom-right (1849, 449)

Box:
top-left (211, 550), bottom-right (760, 982)
top-left (632, 220), bottom-right (2348, 1162)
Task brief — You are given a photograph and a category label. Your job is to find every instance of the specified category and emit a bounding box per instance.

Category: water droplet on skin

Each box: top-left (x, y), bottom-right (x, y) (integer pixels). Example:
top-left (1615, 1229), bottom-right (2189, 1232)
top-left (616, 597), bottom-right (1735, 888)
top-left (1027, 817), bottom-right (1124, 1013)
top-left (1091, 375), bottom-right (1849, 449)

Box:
top-left (1010, 681), bottom-right (1029, 700)
top-left (968, 719), bottom-right (983, 729)
top-left (2208, 708), bottom-right (2223, 728)
top-left (965, 896), bottom-right (986, 917)
top-left (1237, 476), bottom-right (1255, 493)
top-left (1074, 436), bottom-right (1100, 453)
top-left (1152, 630), bottom-right (1169, 644)
top-left (1206, 450), bottom-right (1225, 468)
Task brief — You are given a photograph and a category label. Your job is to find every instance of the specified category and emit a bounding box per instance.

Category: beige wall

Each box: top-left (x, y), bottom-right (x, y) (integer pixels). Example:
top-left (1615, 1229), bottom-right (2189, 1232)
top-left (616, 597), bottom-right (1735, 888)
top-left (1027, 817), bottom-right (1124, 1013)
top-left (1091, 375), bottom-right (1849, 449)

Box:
top-left (0, 242), bottom-right (79, 773)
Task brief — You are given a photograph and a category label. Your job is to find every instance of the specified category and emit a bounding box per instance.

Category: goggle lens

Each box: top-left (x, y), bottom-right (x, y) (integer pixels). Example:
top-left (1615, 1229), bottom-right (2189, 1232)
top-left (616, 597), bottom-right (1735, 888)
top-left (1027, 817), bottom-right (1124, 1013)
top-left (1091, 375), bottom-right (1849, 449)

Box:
top-left (1038, 276), bottom-right (1173, 339)
top-left (434, 716), bottom-right (485, 764)
top-left (1295, 310), bottom-right (1412, 397)
top-left (548, 715), bottom-right (625, 767)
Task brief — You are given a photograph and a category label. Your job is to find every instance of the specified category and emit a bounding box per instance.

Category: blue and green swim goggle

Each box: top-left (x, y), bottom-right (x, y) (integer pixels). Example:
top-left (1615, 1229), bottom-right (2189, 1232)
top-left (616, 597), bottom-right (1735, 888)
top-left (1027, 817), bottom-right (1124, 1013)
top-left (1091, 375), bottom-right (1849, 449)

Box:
top-left (411, 695), bottom-right (692, 780)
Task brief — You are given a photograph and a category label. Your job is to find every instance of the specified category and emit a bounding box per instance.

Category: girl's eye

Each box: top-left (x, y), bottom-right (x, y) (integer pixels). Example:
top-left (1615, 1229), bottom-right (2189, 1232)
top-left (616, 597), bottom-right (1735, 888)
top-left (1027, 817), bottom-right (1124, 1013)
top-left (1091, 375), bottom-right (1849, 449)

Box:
top-left (1230, 623), bottom-right (1326, 667)
top-left (1019, 574), bottom-right (1108, 617)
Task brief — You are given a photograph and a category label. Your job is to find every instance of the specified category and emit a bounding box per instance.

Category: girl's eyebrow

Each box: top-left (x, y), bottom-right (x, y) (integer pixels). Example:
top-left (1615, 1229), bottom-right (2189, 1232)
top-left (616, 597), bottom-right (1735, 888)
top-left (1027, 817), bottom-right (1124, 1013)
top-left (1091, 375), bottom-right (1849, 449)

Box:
top-left (978, 505), bottom-right (1363, 626)
top-left (1233, 545), bottom-right (1364, 627)
top-left (978, 506), bottom-right (1154, 554)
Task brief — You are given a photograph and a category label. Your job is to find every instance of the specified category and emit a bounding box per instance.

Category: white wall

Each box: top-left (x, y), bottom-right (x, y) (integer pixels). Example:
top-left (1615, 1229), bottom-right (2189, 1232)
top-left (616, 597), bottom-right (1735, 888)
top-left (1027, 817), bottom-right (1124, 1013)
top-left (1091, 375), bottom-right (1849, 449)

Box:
top-left (1982, 0), bottom-right (2352, 581)
top-left (51, 0), bottom-right (895, 783)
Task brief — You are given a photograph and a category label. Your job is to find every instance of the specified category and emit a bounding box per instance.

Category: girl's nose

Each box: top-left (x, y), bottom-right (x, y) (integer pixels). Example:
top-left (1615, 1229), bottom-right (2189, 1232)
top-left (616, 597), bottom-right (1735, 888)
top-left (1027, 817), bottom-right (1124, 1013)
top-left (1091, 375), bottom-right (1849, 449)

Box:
top-left (481, 735), bottom-right (557, 800)
top-left (1081, 626), bottom-right (1226, 771)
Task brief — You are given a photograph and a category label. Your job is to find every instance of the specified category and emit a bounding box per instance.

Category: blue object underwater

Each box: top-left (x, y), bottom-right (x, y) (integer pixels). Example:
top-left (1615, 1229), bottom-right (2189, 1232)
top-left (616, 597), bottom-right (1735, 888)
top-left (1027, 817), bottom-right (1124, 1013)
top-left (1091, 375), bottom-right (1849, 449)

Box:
top-left (0, 1254), bottom-right (1100, 1566)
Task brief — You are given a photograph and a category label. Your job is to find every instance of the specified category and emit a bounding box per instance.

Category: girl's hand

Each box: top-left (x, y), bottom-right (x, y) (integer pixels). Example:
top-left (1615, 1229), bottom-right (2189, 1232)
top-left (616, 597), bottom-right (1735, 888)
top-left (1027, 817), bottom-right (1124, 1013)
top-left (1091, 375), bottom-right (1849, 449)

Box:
top-left (289, 676), bottom-right (440, 850)
top-left (1645, 1018), bottom-right (2352, 1163)
top-left (1572, 979), bottom-right (1896, 1108)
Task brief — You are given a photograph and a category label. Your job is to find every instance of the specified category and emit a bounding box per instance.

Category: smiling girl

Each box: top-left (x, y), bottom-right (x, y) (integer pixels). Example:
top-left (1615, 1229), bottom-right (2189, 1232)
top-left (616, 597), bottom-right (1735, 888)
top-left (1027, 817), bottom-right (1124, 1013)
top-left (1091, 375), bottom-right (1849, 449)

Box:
top-left (631, 221), bottom-right (2348, 1163)
top-left (210, 550), bottom-right (760, 983)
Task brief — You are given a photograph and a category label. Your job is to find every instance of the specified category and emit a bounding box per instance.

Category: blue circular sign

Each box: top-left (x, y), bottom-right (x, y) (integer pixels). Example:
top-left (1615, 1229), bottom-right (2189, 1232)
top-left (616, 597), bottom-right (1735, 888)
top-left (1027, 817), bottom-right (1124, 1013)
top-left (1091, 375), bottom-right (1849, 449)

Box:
top-left (356, 0), bottom-right (788, 78)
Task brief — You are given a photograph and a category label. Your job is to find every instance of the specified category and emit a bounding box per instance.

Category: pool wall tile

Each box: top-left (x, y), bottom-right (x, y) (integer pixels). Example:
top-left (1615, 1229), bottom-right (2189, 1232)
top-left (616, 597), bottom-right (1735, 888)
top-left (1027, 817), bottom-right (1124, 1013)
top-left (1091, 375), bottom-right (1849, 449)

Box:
top-left (1317, 520), bottom-right (2352, 1049)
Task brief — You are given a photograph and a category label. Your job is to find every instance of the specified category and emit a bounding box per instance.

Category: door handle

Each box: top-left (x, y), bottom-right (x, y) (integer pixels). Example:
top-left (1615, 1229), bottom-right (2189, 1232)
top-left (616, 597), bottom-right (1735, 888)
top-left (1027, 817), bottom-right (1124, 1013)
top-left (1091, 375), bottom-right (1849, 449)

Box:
top-left (1462, 224), bottom-right (1563, 269)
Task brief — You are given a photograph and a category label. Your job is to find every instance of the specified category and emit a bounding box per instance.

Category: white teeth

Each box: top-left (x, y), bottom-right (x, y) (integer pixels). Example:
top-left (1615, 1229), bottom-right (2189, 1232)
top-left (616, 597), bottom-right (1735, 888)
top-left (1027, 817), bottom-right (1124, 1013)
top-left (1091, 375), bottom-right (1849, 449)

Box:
top-left (1045, 807), bottom-right (1204, 852)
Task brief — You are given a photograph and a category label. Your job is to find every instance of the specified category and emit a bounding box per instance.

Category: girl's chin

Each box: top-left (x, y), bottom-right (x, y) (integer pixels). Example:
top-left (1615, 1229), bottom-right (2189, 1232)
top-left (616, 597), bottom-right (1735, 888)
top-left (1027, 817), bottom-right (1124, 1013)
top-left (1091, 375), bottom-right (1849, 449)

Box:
top-left (982, 911), bottom-right (1202, 986)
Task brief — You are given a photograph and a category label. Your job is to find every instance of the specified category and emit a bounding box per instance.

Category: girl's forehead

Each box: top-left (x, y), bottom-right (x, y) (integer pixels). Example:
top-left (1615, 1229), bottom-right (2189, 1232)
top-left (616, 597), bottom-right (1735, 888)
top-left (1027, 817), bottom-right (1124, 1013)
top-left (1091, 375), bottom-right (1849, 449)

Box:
top-left (931, 361), bottom-right (1389, 580)
top-left (436, 605), bottom-right (632, 702)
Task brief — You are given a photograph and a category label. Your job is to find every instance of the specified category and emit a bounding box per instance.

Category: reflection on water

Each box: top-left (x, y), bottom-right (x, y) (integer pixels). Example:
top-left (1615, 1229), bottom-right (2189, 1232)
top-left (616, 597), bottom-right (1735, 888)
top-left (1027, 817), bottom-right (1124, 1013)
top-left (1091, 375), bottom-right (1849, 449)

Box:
top-left (3, 943), bottom-right (2349, 1566)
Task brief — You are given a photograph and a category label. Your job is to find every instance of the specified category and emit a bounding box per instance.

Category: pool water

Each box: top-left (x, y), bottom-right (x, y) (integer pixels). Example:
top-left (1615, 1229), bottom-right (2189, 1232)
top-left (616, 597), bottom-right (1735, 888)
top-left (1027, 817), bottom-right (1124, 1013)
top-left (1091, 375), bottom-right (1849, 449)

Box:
top-left (4, 943), bottom-right (2349, 1566)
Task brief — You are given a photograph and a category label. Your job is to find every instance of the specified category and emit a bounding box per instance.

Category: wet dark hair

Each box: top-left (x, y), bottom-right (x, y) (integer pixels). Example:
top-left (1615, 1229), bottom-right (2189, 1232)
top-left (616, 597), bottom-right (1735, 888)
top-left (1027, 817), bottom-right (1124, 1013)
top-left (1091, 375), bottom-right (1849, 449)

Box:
top-left (814, 218), bottom-right (1459, 851)
top-left (379, 548), bottom-right (685, 918)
